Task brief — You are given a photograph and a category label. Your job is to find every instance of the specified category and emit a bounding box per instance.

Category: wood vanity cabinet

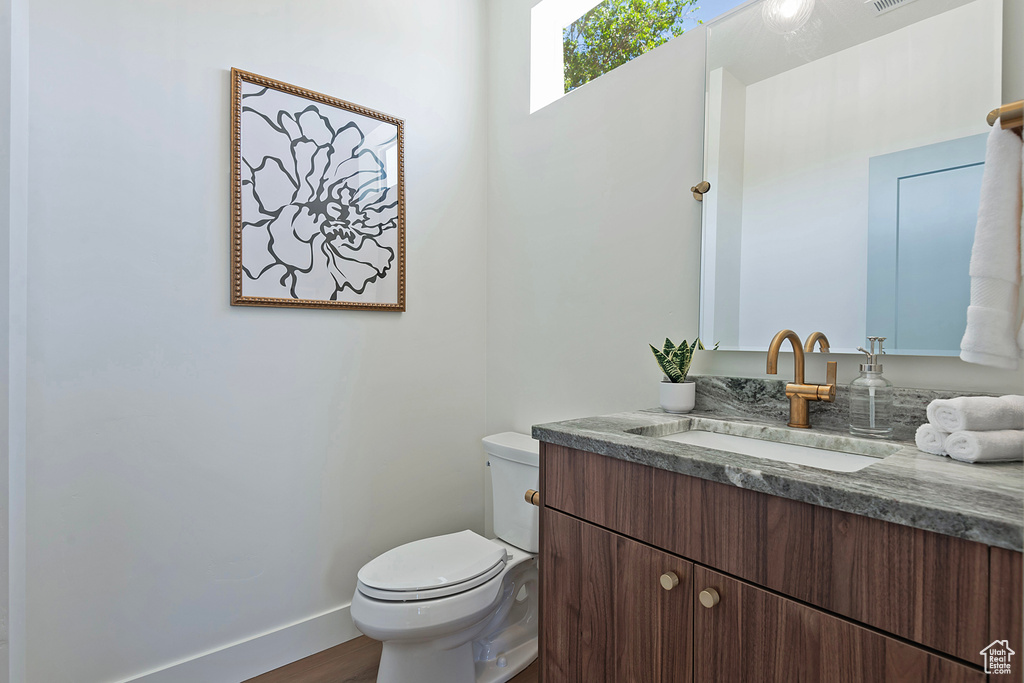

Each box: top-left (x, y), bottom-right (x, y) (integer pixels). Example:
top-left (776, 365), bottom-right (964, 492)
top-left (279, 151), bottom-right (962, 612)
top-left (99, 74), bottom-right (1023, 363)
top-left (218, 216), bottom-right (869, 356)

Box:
top-left (538, 443), bottom-right (1020, 682)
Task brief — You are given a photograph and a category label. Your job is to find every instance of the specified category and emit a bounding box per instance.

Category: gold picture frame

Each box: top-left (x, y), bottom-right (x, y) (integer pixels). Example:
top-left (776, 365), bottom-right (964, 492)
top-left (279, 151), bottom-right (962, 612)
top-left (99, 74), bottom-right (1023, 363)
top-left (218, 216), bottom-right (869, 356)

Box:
top-left (230, 68), bottom-right (405, 311)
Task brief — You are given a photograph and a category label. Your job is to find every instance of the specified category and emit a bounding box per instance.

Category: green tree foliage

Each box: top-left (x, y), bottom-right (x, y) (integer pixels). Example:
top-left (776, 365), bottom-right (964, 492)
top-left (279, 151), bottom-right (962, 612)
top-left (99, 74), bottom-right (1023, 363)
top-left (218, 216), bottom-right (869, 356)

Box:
top-left (563, 0), bottom-right (700, 92)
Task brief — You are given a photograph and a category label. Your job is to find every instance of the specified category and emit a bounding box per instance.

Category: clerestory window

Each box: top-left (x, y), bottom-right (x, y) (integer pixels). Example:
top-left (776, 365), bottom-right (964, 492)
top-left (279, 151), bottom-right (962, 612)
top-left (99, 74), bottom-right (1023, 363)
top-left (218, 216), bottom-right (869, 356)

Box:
top-left (531, 0), bottom-right (748, 112)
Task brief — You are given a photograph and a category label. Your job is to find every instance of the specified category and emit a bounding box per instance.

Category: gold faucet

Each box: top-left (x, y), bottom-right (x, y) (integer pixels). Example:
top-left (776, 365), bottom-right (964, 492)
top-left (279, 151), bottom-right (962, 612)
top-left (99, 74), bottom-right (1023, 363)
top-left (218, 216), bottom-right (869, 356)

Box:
top-left (766, 330), bottom-right (837, 429)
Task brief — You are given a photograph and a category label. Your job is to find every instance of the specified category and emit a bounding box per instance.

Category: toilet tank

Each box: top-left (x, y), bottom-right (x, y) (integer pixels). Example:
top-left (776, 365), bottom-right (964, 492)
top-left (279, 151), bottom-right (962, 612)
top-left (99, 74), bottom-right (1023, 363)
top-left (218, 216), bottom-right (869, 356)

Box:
top-left (483, 432), bottom-right (540, 553)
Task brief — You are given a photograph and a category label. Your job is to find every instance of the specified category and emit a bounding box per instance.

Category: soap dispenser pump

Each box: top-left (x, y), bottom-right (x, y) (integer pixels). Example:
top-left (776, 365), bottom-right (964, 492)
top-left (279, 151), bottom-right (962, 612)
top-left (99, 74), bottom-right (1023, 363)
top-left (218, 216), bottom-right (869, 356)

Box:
top-left (849, 336), bottom-right (893, 438)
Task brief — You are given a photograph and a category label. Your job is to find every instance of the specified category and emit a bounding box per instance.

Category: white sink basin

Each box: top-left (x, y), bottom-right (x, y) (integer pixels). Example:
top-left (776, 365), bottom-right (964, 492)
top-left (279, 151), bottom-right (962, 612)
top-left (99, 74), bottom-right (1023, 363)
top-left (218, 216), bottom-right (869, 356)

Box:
top-left (660, 429), bottom-right (883, 472)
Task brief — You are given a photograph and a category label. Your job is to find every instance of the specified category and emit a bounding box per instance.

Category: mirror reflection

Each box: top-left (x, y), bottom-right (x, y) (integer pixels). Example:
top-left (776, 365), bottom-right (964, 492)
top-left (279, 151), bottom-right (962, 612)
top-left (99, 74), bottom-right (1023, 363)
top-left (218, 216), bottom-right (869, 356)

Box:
top-left (699, 0), bottom-right (1002, 355)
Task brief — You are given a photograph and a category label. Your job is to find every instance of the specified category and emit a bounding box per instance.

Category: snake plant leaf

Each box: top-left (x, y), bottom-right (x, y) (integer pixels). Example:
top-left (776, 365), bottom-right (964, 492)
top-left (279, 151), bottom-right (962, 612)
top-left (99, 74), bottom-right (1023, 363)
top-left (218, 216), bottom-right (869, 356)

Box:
top-left (680, 343), bottom-right (694, 362)
top-left (651, 336), bottom-right (718, 383)
top-left (650, 345), bottom-right (684, 383)
top-left (678, 346), bottom-right (694, 379)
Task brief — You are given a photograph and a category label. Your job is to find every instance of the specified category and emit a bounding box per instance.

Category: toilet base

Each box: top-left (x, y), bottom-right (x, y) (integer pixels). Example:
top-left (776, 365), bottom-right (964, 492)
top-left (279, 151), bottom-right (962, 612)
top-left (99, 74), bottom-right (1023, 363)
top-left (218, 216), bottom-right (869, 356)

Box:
top-left (355, 547), bottom-right (539, 683)
top-left (475, 636), bottom-right (537, 683)
top-left (378, 640), bottom-right (476, 683)
top-left (375, 637), bottom-right (537, 683)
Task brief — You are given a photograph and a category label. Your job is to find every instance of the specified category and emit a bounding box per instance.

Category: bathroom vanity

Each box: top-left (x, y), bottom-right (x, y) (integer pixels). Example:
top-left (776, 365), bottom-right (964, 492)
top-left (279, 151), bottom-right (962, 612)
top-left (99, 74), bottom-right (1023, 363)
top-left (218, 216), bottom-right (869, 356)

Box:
top-left (532, 390), bottom-right (1023, 682)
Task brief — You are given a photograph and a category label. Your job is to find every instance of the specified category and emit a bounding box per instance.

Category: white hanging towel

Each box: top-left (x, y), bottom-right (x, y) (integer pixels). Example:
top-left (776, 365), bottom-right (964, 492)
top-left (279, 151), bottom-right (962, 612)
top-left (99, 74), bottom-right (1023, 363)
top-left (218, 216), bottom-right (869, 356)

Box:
top-left (1019, 138), bottom-right (1024, 353)
top-left (959, 119), bottom-right (1023, 369)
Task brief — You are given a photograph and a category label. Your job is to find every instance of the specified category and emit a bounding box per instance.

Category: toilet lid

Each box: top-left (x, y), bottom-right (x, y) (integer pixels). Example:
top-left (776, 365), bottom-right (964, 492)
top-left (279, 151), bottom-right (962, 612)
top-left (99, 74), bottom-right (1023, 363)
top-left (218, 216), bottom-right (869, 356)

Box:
top-left (357, 530), bottom-right (507, 597)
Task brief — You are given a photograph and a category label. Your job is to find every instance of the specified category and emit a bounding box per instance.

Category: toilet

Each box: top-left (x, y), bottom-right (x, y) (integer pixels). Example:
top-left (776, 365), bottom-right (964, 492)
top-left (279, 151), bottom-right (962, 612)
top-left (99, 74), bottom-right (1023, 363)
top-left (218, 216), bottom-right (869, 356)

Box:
top-left (350, 432), bottom-right (540, 683)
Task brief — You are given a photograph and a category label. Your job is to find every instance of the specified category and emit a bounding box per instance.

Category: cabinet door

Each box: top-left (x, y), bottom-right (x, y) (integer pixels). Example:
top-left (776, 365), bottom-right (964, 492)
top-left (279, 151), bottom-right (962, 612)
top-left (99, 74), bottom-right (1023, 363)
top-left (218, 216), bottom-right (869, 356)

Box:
top-left (693, 566), bottom-right (985, 683)
top-left (989, 548), bottom-right (1023, 682)
top-left (541, 508), bottom-right (692, 683)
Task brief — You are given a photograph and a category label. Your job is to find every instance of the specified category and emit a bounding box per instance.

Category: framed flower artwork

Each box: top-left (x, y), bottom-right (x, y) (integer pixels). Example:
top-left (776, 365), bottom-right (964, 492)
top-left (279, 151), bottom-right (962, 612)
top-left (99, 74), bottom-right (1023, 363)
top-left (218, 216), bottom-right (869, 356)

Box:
top-left (230, 68), bottom-right (405, 310)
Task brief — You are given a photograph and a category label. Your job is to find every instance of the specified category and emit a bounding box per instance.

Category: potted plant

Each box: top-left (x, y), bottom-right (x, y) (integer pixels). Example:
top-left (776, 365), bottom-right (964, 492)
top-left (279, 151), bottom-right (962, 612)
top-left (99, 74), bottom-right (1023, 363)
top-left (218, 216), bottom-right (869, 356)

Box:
top-left (649, 337), bottom-right (716, 413)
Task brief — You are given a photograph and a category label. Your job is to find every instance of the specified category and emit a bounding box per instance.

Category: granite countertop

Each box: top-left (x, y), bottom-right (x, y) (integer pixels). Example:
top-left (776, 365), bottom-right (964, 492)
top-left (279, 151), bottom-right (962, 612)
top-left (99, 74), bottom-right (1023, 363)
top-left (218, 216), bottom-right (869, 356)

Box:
top-left (533, 405), bottom-right (1024, 552)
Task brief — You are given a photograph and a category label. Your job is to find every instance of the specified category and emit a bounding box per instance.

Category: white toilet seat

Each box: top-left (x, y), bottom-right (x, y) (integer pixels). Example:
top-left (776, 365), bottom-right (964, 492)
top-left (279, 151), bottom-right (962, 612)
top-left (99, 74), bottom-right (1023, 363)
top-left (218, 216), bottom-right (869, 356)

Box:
top-left (358, 559), bottom-right (506, 601)
top-left (357, 530), bottom-right (509, 602)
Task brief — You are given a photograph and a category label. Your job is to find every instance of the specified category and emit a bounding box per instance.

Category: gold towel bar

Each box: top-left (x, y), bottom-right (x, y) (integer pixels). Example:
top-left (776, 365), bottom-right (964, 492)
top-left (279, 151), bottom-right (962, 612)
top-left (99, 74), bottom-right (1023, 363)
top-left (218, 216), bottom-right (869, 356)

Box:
top-left (987, 100), bottom-right (1023, 130)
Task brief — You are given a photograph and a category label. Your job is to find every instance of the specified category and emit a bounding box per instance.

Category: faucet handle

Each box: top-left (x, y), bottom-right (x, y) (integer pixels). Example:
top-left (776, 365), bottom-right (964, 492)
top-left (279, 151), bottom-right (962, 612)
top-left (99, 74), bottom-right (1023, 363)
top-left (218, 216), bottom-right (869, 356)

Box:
top-left (815, 361), bottom-right (837, 401)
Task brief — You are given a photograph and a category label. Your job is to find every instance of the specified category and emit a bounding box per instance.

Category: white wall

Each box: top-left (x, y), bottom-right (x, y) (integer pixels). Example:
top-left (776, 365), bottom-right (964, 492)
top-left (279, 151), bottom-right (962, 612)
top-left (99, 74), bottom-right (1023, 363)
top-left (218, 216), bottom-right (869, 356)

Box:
top-left (23, 1), bottom-right (489, 682)
top-left (3, 0), bottom-right (27, 680)
top-left (1005, 0), bottom-right (1023, 101)
top-left (0, 0), bottom-right (12, 679)
top-left (486, 0), bottom-right (707, 438)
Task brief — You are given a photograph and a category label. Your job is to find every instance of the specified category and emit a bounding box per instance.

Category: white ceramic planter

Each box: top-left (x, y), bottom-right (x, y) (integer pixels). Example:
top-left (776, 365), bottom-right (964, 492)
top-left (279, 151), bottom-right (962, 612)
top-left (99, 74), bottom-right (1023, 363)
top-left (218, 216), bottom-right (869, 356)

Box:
top-left (659, 380), bottom-right (695, 414)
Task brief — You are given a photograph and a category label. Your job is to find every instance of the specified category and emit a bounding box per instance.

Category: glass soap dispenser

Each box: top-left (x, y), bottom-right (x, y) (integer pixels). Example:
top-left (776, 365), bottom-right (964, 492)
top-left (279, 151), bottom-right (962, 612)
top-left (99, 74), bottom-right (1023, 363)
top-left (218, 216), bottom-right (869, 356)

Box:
top-left (849, 336), bottom-right (893, 438)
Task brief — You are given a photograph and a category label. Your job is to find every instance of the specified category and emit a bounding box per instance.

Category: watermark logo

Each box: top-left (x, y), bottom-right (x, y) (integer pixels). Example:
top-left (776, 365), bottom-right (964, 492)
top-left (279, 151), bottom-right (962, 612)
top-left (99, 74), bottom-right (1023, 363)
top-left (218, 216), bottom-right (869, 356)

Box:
top-left (981, 639), bottom-right (1015, 675)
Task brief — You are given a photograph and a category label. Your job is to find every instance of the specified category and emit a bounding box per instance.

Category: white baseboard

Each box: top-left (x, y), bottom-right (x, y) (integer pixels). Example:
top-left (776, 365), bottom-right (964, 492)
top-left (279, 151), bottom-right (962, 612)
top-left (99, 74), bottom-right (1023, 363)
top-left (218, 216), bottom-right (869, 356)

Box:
top-left (117, 604), bottom-right (361, 683)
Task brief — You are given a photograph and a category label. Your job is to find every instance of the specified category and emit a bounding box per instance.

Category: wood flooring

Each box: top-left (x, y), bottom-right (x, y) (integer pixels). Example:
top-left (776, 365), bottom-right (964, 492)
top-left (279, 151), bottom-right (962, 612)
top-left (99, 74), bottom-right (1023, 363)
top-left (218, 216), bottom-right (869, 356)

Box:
top-left (244, 635), bottom-right (540, 683)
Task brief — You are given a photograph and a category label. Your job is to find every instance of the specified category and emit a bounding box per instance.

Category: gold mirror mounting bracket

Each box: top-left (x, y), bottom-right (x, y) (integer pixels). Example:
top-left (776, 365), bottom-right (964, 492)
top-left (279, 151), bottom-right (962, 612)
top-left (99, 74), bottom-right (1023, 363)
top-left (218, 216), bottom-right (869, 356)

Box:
top-left (691, 180), bottom-right (711, 201)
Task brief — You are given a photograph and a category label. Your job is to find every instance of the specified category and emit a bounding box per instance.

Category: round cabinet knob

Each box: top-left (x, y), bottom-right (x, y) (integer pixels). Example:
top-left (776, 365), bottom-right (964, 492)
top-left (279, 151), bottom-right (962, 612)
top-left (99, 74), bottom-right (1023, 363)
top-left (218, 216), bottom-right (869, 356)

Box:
top-left (659, 572), bottom-right (680, 591)
top-left (524, 489), bottom-right (540, 506)
top-left (699, 587), bottom-right (720, 608)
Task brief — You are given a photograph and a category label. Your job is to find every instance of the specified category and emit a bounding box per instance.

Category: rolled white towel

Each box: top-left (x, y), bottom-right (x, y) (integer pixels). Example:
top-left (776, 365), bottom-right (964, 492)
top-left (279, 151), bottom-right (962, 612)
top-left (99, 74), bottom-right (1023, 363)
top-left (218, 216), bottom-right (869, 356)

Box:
top-left (1002, 394), bottom-right (1024, 413)
top-left (915, 424), bottom-right (949, 455)
top-left (944, 430), bottom-right (1024, 463)
top-left (926, 395), bottom-right (1024, 432)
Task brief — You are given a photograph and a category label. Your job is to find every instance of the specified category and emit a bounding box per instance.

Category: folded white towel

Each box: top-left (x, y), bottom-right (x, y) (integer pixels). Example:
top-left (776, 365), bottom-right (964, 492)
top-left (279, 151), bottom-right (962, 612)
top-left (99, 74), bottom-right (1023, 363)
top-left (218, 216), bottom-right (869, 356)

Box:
top-left (915, 424), bottom-right (949, 455)
top-left (927, 395), bottom-right (1024, 432)
top-left (945, 430), bottom-right (1024, 463)
top-left (960, 119), bottom-right (1022, 369)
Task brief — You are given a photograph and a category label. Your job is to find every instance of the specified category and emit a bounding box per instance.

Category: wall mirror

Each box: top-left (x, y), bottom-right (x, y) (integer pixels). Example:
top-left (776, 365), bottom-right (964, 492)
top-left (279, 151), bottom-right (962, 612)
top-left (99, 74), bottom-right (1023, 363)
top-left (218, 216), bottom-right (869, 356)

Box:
top-left (699, 0), bottom-right (1002, 355)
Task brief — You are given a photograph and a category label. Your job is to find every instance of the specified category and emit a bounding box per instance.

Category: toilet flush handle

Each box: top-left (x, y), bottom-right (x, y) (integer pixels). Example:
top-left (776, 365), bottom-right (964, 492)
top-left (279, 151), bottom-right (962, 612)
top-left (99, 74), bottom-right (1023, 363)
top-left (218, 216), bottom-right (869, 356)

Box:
top-left (525, 489), bottom-right (541, 506)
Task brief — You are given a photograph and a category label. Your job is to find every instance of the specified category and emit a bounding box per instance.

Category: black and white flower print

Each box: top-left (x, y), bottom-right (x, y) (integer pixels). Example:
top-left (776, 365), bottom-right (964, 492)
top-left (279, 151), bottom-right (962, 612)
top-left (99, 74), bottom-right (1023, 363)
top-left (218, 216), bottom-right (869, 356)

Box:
top-left (239, 83), bottom-right (399, 301)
